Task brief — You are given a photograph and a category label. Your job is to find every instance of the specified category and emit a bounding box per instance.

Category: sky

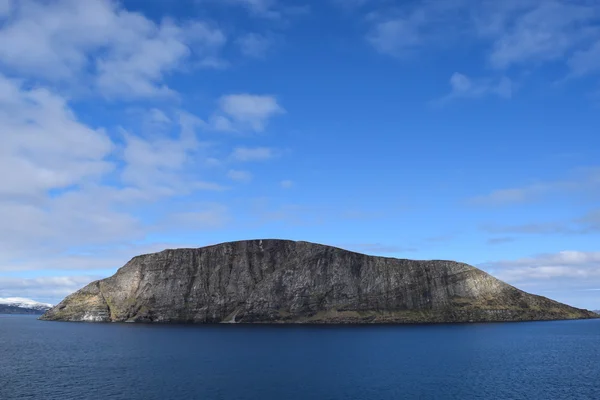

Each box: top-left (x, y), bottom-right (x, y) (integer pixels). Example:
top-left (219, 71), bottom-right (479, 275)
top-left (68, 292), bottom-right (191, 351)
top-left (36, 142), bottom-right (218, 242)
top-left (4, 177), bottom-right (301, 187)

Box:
top-left (0, 0), bottom-right (599, 309)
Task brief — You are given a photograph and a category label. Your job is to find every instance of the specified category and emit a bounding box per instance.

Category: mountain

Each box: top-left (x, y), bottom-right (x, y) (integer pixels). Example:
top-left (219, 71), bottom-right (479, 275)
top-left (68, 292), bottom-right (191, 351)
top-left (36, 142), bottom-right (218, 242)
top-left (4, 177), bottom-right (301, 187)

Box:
top-left (41, 240), bottom-right (597, 324)
top-left (0, 297), bottom-right (53, 314)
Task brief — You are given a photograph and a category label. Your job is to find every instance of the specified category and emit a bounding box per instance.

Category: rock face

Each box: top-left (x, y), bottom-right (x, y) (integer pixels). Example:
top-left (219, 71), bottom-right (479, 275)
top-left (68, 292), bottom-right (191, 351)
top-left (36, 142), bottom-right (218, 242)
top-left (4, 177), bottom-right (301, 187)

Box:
top-left (41, 240), bottom-right (597, 324)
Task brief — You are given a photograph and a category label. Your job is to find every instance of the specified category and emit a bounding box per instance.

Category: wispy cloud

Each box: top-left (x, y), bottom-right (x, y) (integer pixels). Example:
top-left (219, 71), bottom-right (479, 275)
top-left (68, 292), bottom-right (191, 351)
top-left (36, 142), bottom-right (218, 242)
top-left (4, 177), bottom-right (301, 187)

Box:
top-left (0, 276), bottom-right (103, 304)
top-left (364, 0), bottom-right (600, 93)
top-left (483, 1), bottom-right (598, 70)
top-left (366, 0), bottom-right (466, 58)
top-left (569, 40), bottom-right (600, 77)
top-left (470, 185), bottom-right (551, 206)
top-left (486, 237), bottom-right (515, 245)
top-left (469, 167), bottom-right (600, 206)
top-left (434, 72), bottom-right (513, 104)
top-left (0, 0), bottom-right (13, 17)
top-left (231, 146), bottom-right (278, 161)
top-left (478, 249), bottom-right (600, 308)
top-left (330, 0), bottom-right (372, 10)
top-left (227, 169), bottom-right (254, 183)
top-left (481, 250), bottom-right (600, 283)
top-left (0, 74), bottom-right (113, 198)
top-left (222, 0), bottom-right (280, 18)
top-left (236, 33), bottom-right (276, 58)
top-left (158, 203), bottom-right (231, 231)
top-left (0, 74), bottom-right (282, 276)
top-left (216, 0), bottom-right (309, 20)
top-left (280, 179), bottom-right (294, 188)
top-left (481, 208), bottom-right (600, 236)
top-left (0, 0), bottom-right (227, 98)
top-left (213, 94), bottom-right (285, 133)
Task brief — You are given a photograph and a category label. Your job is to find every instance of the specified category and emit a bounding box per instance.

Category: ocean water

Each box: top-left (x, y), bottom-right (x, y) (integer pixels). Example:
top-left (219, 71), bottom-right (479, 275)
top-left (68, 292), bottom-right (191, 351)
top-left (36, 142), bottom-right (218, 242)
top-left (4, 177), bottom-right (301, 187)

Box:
top-left (1, 316), bottom-right (599, 400)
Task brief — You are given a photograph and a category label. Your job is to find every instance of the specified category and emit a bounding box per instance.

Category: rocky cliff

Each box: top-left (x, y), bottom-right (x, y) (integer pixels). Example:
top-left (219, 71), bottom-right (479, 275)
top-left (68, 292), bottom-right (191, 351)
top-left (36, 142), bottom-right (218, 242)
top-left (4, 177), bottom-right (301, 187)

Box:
top-left (41, 240), bottom-right (597, 323)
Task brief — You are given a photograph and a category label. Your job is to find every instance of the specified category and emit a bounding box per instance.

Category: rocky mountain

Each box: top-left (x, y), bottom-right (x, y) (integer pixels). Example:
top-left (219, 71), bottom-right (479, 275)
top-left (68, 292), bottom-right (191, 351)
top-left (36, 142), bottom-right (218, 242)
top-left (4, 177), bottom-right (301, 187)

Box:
top-left (0, 298), bottom-right (52, 314)
top-left (41, 240), bottom-right (597, 324)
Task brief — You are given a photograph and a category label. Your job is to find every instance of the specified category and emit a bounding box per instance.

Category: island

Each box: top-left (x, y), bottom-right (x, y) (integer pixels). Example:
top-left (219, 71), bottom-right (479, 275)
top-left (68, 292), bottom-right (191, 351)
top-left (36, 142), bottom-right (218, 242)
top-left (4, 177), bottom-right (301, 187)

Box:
top-left (41, 239), bottom-right (597, 324)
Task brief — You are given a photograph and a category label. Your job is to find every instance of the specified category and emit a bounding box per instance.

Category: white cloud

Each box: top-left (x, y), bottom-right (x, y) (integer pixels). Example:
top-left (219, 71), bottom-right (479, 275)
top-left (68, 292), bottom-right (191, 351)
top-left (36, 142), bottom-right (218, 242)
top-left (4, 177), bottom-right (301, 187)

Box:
top-left (160, 204), bottom-right (231, 230)
top-left (470, 184), bottom-right (550, 206)
top-left (569, 40), bottom-right (600, 77)
top-left (482, 222), bottom-right (569, 235)
top-left (219, 0), bottom-right (309, 19)
top-left (149, 108), bottom-right (172, 124)
top-left (227, 169), bottom-right (254, 183)
top-left (0, 77), bottom-right (233, 273)
top-left (486, 237), bottom-right (515, 245)
top-left (483, 250), bottom-right (600, 282)
top-left (367, 18), bottom-right (422, 57)
top-left (479, 250), bottom-right (600, 308)
top-left (0, 0), bottom-right (226, 98)
top-left (481, 208), bottom-right (600, 236)
top-left (280, 179), bottom-right (294, 188)
top-left (470, 167), bottom-right (600, 206)
top-left (366, 0), bottom-right (467, 57)
top-left (435, 72), bottom-right (513, 104)
top-left (237, 33), bottom-right (274, 58)
top-left (118, 110), bottom-right (230, 197)
top-left (0, 276), bottom-right (103, 304)
top-left (484, 1), bottom-right (598, 69)
top-left (0, 1), bottom-right (294, 303)
top-left (0, 73), bottom-right (113, 198)
top-left (223, 0), bottom-right (277, 16)
top-left (331, 0), bottom-right (371, 10)
top-left (0, 235), bottom-right (223, 303)
top-left (215, 94), bottom-right (284, 132)
top-left (211, 115), bottom-right (236, 132)
top-left (365, 0), bottom-right (600, 91)
top-left (0, 0), bottom-right (12, 17)
top-left (231, 146), bottom-right (277, 161)
top-left (1, 240), bottom-right (208, 273)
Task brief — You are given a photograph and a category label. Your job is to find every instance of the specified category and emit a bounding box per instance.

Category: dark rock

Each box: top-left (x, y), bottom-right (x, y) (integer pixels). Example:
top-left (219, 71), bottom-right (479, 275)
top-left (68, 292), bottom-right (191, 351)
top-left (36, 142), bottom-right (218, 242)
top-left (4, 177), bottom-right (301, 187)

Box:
top-left (40, 240), bottom-right (598, 324)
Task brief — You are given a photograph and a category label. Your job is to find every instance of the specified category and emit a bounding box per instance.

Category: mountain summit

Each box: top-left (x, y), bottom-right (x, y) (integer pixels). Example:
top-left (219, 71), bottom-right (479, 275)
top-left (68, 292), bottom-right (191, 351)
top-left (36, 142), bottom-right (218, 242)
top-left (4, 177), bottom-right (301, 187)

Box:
top-left (0, 297), bottom-right (53, 314)
top-left (41, 240), bottom-right (596, 324)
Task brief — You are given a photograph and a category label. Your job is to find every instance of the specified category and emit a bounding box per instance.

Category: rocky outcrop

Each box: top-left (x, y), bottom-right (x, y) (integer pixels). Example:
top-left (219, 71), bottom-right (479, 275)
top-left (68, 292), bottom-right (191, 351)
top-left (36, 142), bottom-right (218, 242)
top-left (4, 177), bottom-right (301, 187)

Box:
top-left (41, 240), bottom-right (597, 324)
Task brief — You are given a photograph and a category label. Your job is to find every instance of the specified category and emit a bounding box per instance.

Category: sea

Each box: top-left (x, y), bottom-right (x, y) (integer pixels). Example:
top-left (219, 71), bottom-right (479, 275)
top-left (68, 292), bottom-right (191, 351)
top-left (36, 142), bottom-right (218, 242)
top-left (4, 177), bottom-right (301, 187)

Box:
top-left (1, 315), bottom-right (599, 400)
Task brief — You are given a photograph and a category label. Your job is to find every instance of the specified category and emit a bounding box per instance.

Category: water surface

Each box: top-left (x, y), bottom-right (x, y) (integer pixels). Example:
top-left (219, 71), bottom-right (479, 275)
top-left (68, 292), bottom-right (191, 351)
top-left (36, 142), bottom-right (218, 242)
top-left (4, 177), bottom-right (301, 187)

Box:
top-left (1, 315), bottom-right (599, 399)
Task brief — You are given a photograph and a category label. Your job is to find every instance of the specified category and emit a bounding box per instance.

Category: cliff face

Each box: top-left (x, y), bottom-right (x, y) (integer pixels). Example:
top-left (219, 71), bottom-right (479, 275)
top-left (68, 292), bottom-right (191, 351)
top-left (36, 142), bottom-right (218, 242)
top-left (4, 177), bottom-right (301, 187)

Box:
top-left (41, 240), bottom-right (597, 323)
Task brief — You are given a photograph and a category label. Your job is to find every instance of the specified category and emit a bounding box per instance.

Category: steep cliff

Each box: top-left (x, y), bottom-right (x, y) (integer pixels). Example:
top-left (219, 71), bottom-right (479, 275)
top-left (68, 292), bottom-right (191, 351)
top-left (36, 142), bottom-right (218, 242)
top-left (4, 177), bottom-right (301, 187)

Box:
top-left (41, 240), bottom-right (597, 323)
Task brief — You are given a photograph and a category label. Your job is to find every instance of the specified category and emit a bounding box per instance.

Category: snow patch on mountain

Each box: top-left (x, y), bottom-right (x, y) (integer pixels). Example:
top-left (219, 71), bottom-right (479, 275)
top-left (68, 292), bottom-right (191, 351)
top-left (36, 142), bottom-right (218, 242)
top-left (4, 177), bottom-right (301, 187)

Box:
top-left (0, 297), bottom-right (53, 311)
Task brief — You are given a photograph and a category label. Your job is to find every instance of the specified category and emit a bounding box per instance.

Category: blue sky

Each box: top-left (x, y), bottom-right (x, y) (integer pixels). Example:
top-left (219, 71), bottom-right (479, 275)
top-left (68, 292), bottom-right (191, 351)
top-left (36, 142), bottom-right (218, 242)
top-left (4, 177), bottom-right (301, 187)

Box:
top-left (0, 0), bottom-right (599, 309)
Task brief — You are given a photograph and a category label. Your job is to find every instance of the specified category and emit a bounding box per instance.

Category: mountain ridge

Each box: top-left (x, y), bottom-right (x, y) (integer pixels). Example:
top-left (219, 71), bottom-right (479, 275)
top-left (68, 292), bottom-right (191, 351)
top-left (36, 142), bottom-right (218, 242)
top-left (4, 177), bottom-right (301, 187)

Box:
top-left (0, 298), bottom-right (52, 315)
top-left (41, 239), bottom-right (597, 324)
top-left (0, 297), bottom-right (52, 312)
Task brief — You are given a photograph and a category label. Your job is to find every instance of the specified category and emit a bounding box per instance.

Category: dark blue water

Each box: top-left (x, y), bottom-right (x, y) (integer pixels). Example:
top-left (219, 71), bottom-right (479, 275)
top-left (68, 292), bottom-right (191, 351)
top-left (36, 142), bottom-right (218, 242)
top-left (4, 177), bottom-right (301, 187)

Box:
top-left (1, 316), bottom-right (599, 399)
